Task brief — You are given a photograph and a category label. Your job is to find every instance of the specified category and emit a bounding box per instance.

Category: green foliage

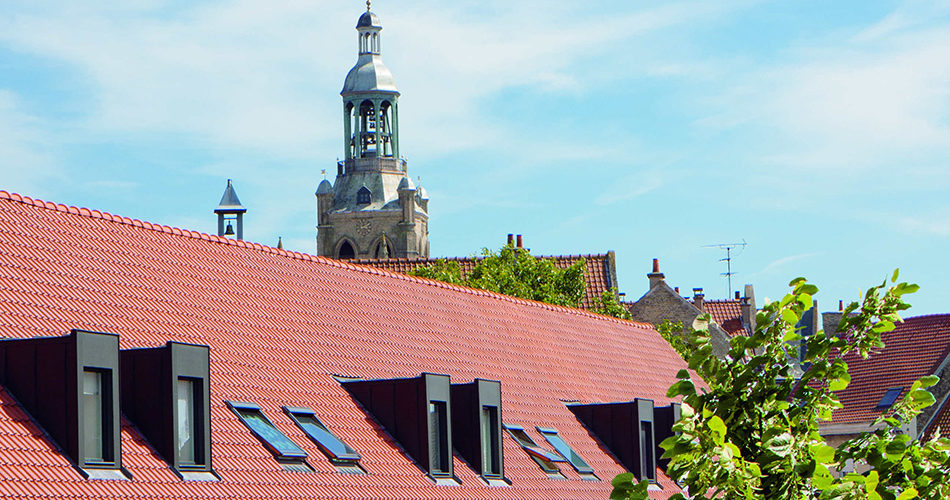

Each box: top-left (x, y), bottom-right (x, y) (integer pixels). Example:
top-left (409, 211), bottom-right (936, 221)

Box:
top-left (406, 259), bottom-right (465, 286)
top-left (611, 271), bottom-right (950, 500)
top-left (593, 287), bottom-right (633, 320)
top-left (409, 244), bottom-right (586, 308)
top-left (656, 320), bottom-right (689, 360)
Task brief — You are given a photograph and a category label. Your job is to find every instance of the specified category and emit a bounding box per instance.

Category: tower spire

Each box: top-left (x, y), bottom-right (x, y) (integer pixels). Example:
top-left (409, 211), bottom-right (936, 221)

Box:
top-left (366, 0), bottom-right (371, 12)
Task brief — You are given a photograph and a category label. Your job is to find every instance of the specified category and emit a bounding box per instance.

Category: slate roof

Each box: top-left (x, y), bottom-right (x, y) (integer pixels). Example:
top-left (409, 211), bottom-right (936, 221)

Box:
top-left (349, 253), bottom-right (617, 310)
top-left (703, 299), bottom-right (749, 337)
top-left (0, 190), bottom-right (685, 499)
top-left (832, 314), bottom-right (950, 424)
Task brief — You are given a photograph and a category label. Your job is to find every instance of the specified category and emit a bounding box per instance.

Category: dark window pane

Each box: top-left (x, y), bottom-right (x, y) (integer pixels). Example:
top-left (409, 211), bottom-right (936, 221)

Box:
top-left (289, 411), bottom-right (359, 462)
top-left (429, 401), bottom-right (449, 474)
top-left (481, 406), bottom-right (501, 476)
top-left (232, 405), bottom-right (307, 459)
top-left (877, 387), bottom-right (903, 408)
top-left (177, 378), bottom-right (197, 464)
top-left (640, 421), bottom-right (655, 480)
top-left (83, 370), bottom-right (104, 462)
top-left (538, 428), bottom-right (593, 474)
top-left (504, 424), bottom-right (565, 474)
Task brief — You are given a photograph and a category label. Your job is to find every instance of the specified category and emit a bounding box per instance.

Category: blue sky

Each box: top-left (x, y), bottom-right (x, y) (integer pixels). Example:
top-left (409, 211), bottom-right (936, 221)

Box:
top-left (1, 0), bottom-right (948, 315)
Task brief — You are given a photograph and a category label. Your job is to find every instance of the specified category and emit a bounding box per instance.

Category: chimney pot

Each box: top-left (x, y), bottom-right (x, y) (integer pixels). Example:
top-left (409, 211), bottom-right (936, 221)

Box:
top-left (839, 300), bottom-right (843, 311)
top-left (692, 288), bottom-right (705, 311)
top-left (516, 235), bottom-right (523, 248)
top-left (647, 259), bottom-right (666, 289)
top-left (507, 234), bottom-right (514, 246)
top-left (735, 290), bottom-right (741, 300)
top-left (674, 287), bottom-right (679, 294)
top-left (652, 258), bottom-right (660, 273)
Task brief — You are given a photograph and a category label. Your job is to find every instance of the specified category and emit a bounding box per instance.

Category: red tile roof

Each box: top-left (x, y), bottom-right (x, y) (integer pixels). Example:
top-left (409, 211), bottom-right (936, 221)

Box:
top-left (0, 190), bottom-right (686, 499)
top-left (349, 253), bottom-right (616, 310)
top-left (922, 394), bottom-right (950, 440)
top-left (831, 314), bottom-right (950, 424)
top-left (702, 300), bottom-right (749, 337)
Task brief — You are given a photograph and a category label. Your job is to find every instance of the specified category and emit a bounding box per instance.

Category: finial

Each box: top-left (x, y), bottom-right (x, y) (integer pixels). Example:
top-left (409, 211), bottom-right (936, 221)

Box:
top-left (366, 0), bottom-right (371, 12)
top-left (321, 169), bottom-right (327, 179)
top-left (277, 236), bottom-right (283, 250)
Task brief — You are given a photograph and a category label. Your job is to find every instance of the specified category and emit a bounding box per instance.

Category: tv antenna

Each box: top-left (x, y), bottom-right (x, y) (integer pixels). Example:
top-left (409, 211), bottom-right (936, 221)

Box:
top-left (703, 240), bottom-right (747, 297)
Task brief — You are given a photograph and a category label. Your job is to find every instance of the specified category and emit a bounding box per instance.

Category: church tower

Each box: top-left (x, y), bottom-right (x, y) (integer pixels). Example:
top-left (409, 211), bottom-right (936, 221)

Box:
top-left (316, 3), bottom-right (430, 260)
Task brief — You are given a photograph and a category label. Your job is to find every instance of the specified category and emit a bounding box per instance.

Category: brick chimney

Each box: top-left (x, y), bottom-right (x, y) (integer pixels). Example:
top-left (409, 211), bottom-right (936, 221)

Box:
top-left (740, 284), bottom-right (756, 333)
top-left (516, 235), bottom-right (523, 249)
top-left (647, 258), bottom-right (665, 289)
top-left (507, 234), bottom-right (514, 246)
top-left (692, 288), bottom-right (705, 311)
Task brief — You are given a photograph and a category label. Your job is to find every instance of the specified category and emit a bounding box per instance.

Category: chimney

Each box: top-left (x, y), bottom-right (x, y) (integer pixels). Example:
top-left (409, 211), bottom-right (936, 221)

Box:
top-left (734, 291), bottom-right (741, 300)
top-left (674, 287), bottom-right (679, 294)
top-left (740, 284), bottom-right (756, 333)
top-left (692, 288), bottom-right (705, 311)
top-left (839, 300), bottom-right (843, 312)
top-left (507, 234), bottom-right (514, 246)
top-left (647, 258), bottom-right (665, 289)
top-left (516, 235), bottom-right (523, 249)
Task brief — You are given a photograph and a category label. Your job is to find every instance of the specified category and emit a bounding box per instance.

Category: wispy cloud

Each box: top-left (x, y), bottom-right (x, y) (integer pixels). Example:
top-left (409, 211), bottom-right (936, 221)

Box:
top-left (753, 252), bottom-right (822, 277)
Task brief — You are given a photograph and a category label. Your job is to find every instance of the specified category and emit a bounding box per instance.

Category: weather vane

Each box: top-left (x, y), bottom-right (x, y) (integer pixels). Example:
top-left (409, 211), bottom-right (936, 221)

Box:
top-left (366, 0), bottom-right (372, 12)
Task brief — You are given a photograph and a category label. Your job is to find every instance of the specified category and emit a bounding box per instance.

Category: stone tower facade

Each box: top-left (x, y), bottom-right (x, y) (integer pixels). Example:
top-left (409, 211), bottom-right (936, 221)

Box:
top-left (316, 5), bottom-right (429, 260)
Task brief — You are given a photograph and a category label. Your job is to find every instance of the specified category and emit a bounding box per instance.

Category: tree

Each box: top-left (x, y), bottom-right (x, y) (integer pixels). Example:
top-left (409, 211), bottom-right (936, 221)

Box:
top-left (408, 244), bottom-right (586, 308)
top-left (611, 271), bottom-right (950, 500)
top-left (593, 288), bottom-right (633, 320)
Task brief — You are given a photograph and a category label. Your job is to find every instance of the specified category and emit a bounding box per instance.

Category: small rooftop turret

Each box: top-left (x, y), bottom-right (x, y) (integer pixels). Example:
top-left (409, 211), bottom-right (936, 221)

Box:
top-left (214, 179), bottom-right (246, 240)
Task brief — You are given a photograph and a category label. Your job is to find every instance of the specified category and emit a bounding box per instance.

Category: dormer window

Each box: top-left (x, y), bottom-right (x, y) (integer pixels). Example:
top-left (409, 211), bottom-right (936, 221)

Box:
top-left (357, 186), bottom-right (371, 205)
top-left (227, 401), bottom-right (311, 472)
top-left (283, 406), bottom-right (363, 473)
top-left (120, 342), bottom-right (214, 480)
top-left (569, 398), bottom-right (657, 482)
top-left (451, 379), bottom-right (505, 483)
top-left (0, 330), bottom-right (125, 480)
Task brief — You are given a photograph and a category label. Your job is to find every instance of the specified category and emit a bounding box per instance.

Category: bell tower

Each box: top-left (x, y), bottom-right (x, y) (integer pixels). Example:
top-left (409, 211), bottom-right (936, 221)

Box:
top-left (316, 3), bottom-right (430, 260)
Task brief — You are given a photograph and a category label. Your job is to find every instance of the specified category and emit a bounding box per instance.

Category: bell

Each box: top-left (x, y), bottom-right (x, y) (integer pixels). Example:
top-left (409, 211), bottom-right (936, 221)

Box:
top-left (224, 222), bottom-right (235, 236)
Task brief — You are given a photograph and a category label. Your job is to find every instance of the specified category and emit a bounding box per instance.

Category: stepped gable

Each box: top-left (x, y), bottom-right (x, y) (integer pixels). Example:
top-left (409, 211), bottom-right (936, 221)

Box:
top-left (832, 314), bottom-right (950, 424)
top-left (350, 252), bottom-right (617, 310)
top-left (0, 190), bottom-right (685, 499)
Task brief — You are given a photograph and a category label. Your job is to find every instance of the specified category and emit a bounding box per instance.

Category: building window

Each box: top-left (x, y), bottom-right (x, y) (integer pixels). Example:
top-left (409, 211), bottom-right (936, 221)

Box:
top-left (429, 401), bottom-right (450, 475)
top-left (640, 421), bottom-right (655, 481)
top-left (338, 241), bottom-right (356, 260)
top-left (537, 427), bottom-right (596, 479)
top-left (481, 406), bottom-right (501, 477)
top-left (177, 377), bottom-right (204, 466)
top-left (283, 406), bottom-right (361, 470)
top-left (877, 387), bottom-right (904, 409)
top-left (503, 424), bottom-right (566, 477)
top-left (227, 401), bottom-right (309, 469)
top-left (83, 369), bottom-right (111, 464)
top-left (357, 186), bottom-right (371, 204)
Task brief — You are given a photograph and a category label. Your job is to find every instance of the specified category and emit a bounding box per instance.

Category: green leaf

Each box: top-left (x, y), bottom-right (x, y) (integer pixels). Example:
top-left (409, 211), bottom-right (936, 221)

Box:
top-left (810, 443), bottom-right (835, 464)
top-left (892, 268), bottom-right (900, 283)
top-left (707, 416), bottom-right (727, 445)
top-left (896, 488), bottom-right (918, 500)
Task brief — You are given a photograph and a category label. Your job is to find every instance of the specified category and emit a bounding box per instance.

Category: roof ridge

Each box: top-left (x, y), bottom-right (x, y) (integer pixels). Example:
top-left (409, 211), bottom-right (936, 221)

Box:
top-left (0, 189), bottom-right (648, 328)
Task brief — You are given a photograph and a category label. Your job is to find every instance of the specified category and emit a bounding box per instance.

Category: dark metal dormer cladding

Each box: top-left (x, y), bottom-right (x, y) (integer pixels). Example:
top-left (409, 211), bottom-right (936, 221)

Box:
top-left (342, 373), bottom-right (456, 482)
top-left (0, 330), bottom-right (124, 479)
top-left (450, 379), bottom-right (505, 483)
top-left (653, 403), bottom-right (681, 471)
top-left (120, 342), bottom-right (214, 480)
top-left (569, 399), bottom-right (657, 482)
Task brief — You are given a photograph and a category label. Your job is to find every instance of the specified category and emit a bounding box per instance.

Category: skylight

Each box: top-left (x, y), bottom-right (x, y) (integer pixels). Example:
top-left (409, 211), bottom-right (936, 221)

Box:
top-left (283, 406), bottom-right (361, 465)
top-left (227, 402), bottom-right (308, 462)
top-left (877, 387), bottom-right (903, 409)
top-left (503, 424), bottom-right (566, 476)
top-left (537, 427), bottom-right (596, 479)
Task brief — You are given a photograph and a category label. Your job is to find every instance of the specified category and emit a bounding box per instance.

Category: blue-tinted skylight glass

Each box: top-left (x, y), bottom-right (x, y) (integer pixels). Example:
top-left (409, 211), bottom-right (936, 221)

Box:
top-left (229, 403), bottom-right (307, 459)
top-left (504, 424), bottom-right (565, 474)
top-left (538, 428), bottom-right (594, 474)
top-left (285, 408), bottom-right (360, 462)
top-left (877, 387), bottom-right (903, 409)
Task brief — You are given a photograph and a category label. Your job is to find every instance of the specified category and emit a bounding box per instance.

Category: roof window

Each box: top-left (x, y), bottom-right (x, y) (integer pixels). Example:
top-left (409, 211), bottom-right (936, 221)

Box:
top-left (283, 406), bottom-right (363, 473)
top-left (537, 427), bottom-right (597, 480)
top-left (357, 186), bottom-right (372, 204)
top-left (227, 401), bottom-right (311, 471)
top-left (877, 387), bottom-right (904, 409)
top-left (121, 342), bottom-right (215, 480)
top-left (503, 424), bottom-right (566, 478)
top-left (0, 330), bottom-right (126, 480)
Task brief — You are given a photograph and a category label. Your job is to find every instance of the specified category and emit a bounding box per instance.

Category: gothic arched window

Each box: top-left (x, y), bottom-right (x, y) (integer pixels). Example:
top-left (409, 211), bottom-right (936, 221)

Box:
top-left (357, 186), bottom-right (371, 205)
top-left (338, 240), bottom-right (356, 260)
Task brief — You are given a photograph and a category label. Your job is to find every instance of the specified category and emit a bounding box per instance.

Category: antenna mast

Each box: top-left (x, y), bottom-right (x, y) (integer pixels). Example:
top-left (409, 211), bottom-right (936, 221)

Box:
top-left (703, 240), bottom-right (747, 297)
